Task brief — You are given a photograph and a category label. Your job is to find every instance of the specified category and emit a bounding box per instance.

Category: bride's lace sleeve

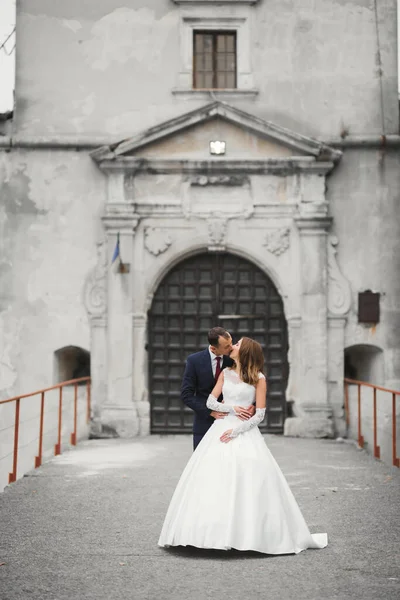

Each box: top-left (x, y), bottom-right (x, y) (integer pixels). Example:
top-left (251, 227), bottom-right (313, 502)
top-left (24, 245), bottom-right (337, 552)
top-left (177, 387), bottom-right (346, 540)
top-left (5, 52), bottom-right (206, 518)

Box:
top-left (228, 408), bottom-right (266, 438)
top-left (206, 394), bottom-right (236, 414)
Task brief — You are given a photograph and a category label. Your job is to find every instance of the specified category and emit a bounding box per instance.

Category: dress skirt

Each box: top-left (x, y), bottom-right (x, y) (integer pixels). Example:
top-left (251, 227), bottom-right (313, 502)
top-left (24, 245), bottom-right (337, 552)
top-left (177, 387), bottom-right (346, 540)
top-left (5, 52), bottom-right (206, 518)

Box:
top-left (158, 415), bottom-right (327, 555)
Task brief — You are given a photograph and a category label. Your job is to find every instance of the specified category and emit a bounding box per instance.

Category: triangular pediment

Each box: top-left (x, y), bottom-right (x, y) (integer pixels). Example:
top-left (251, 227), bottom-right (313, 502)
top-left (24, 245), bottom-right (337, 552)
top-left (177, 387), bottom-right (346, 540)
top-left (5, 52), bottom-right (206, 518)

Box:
top-left (91, 102), bottom-right (341, 164)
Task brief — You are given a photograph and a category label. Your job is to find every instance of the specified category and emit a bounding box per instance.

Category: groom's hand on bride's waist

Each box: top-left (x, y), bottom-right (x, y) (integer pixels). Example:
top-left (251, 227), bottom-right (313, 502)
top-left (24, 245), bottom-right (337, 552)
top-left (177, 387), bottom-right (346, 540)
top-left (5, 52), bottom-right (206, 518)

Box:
top-left (234, 405), bottom-right (256, 421)
top-left (210, 410), bottom-right (227, 419)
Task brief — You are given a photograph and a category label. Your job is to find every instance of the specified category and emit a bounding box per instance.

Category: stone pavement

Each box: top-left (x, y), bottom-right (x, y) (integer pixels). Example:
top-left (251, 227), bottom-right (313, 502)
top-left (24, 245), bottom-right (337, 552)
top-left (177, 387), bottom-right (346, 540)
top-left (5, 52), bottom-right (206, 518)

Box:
top-left (0, 434), bottom-right (399, 600)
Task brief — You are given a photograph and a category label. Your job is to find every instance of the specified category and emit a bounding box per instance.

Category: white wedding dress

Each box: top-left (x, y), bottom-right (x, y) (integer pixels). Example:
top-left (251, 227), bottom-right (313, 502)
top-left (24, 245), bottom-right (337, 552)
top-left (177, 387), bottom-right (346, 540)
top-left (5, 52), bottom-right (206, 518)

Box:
top-left (158, 369), bottom-right (327, 555)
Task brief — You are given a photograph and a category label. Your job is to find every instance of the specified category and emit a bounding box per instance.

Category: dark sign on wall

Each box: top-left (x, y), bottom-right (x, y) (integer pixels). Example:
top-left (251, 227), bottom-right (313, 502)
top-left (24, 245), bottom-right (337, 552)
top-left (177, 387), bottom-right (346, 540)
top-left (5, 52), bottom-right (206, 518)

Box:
top-left (358, 291), bottom-right (380, 323)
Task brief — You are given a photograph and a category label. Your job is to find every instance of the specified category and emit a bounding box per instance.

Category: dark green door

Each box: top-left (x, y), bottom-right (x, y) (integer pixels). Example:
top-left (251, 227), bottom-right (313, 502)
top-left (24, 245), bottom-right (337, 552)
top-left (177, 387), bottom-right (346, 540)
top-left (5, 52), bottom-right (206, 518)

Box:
top-left (148, 252), bottom-right (289, 434)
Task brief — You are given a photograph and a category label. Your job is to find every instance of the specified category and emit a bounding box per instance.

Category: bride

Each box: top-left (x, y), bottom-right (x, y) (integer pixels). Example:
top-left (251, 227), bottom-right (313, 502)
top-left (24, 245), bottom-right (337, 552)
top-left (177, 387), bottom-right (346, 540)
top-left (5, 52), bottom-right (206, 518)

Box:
top-left (158, 337), bottom-right (327, 555)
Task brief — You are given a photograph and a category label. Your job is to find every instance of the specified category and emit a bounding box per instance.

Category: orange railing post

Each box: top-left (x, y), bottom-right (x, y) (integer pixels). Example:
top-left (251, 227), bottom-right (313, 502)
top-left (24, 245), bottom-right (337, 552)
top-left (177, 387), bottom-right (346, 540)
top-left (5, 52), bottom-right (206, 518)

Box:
top-left (344, 378), bottom-right (399, 468)
top-left (35, 392), bottom-right (45, 468)
top-left (357, 384), bottom-right (364, 448)
top-left (1, 377), bottom-right (91, 486)
top-left (373, 387), bottom-right (380, 459)
top-left (8, 398), bottom-right (20, 484)
top-left (70, 384), bottom-right (78, 446)
top-left (86, 379), bottom-right (91, 424)
top-left (344, 381), bottom-right (350, 427)
top-left (55, 386), bottom-right (63, 456)
top-left (392, 393), bottom-right (400, 468)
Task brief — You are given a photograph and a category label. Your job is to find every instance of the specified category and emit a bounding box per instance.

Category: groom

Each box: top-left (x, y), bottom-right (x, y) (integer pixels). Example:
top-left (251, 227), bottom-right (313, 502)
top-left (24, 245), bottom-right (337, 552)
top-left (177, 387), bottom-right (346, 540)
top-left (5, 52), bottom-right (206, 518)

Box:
top-left (181, 327), bottom-right (254, 450)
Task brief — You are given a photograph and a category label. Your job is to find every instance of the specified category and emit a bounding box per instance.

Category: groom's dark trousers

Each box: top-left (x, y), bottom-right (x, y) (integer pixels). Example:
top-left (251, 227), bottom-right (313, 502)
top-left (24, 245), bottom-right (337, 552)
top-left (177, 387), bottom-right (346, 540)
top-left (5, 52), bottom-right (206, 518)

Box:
top-left (181, 349), bottom-right (233, 451)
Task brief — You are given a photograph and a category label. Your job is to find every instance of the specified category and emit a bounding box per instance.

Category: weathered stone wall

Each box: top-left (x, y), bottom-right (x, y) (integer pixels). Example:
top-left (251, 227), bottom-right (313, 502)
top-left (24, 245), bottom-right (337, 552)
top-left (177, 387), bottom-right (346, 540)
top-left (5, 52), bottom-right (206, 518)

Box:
top-left (0, 0), bottom-right (399, 445)
top-left (14, 0), bottom-right (398, 138)
top-left (0, 147), bottom-right (399, 437)
top-left (0, 150), bottom-right (105, 398)
top-left (327, 148), bottom-right (400, 390)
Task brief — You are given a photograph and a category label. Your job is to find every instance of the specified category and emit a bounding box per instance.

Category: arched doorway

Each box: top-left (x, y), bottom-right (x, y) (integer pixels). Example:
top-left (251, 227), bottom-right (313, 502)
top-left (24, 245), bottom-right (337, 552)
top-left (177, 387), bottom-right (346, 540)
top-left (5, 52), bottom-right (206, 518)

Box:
top-left (148, 252), bottom-right (289, 434)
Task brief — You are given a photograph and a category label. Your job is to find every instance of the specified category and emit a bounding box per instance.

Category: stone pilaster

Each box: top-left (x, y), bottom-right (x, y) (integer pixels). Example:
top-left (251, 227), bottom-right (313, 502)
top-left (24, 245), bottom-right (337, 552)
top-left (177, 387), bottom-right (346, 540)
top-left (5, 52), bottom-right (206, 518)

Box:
top-left (328, 317), bottom-right (347, 437)
top-left (326, 235), bottom-right (352, 437)
top-left (132, 313), bottom-right (150, 436)
top-left (284, 216), bottom-right (334, 438)
top-left (100, 170), bottom-right (141, 437)
top-left (83, 241), bottom-right (108, 435)
top-left (285, 316), bottom-right (302, 408)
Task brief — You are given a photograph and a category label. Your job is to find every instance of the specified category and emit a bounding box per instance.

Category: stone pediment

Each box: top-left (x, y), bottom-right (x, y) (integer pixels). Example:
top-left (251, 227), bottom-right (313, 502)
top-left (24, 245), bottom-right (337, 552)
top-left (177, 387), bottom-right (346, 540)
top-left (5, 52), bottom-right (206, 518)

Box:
top-left (91, 102), bottom-right (341, 167)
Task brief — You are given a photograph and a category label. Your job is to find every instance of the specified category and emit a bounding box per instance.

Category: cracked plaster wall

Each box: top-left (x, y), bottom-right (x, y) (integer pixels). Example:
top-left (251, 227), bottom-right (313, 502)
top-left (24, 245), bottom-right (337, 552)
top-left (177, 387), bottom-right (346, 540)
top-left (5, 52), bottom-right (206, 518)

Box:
top-left (0, 151), bottom-right (106, 399)
top-left (0, 1), bottom-right (399, 447)
top-left (0, 148), bottom-right (399, 444)
top-left (327, 148), bottom-right (400, 389)
top-left (0, 146), bottom-right (399, 402)
top-left (14, 0), bottom-right (398, 138)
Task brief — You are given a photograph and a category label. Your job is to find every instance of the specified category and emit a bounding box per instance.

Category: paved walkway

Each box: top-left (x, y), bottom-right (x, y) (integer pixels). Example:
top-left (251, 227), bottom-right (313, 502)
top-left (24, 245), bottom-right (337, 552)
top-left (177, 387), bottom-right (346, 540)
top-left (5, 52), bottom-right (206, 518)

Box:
top-left (0, 434), bottom-right (399, 600)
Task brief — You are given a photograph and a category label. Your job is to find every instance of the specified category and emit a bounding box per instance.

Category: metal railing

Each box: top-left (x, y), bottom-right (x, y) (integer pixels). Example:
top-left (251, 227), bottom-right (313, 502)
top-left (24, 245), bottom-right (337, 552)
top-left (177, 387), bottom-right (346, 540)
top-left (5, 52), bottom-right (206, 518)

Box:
top-left (344, 378), bottom-right (399, 468)
top-left (0, 377), bottom-right (91, 484)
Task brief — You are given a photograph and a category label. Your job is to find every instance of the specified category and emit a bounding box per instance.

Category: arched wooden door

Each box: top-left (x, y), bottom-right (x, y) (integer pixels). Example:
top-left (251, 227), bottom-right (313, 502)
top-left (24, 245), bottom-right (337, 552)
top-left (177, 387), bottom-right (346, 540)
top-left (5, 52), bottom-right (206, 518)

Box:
top-left (148, 252), bottom-right (289, 434)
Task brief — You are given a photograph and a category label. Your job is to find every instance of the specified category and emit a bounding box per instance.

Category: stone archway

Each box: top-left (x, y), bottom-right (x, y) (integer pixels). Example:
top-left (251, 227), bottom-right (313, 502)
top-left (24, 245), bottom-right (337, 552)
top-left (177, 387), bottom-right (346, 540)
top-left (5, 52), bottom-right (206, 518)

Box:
top-left (148, 251), bottom-right (289, 434)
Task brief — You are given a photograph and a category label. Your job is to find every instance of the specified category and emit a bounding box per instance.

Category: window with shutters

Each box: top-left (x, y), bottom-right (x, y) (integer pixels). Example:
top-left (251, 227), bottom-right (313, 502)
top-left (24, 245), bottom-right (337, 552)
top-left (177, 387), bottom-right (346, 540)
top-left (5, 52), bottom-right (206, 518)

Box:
top-left (193, 31), bottom-right (237, 89)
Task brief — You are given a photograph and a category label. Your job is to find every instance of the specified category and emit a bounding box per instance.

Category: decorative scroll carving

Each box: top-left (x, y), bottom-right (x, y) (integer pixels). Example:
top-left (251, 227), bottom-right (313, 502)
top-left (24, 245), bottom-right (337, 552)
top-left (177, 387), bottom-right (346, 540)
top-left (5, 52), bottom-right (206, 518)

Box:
top-left (263, 228), bottom-right (290, 256)
top-left (83, 240), bottom-right (107, 319)
top-left (144, 227), bottom-right (172, 256)
top-left (190, 175), bottom-right (248, 187)
top-left (207, 215), bottom-right (227, 251)
top-left (327, 236), bottom-right (352, 316)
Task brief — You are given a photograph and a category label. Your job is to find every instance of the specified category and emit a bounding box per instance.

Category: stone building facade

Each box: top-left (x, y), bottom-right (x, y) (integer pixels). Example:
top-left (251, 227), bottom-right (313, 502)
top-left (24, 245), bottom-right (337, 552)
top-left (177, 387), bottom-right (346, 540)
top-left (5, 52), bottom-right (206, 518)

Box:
top-left (0, 0), bottom-right (399, 441)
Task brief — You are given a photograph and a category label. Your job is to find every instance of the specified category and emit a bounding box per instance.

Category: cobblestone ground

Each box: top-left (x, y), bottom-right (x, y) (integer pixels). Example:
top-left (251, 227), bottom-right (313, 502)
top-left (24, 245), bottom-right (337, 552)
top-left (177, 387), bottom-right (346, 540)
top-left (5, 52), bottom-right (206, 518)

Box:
top-left (0, 435), bottom-right (399, 600)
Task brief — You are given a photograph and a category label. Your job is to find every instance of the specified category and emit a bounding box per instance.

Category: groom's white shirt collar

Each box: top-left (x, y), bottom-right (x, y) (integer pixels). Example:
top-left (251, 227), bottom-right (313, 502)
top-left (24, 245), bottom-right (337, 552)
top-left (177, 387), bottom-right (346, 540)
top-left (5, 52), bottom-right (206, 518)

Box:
top-left (208, 346), bottom-right (221, 361)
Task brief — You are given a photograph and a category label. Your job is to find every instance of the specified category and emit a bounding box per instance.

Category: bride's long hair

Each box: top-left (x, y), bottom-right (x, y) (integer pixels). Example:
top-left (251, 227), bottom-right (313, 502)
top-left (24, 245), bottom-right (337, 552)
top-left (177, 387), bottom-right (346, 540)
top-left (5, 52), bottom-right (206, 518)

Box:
top-left (233, 337), bottom-right (265, 386)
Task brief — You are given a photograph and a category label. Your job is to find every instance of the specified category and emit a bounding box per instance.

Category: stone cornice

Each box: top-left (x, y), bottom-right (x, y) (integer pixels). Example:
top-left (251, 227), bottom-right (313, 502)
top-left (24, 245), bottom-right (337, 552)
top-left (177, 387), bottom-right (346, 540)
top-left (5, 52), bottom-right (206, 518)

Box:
top-left (294, 216), bottom-right (333, 232)
top-left (96, 157), bottom-right (336, 176)
top-left (101, 207), bottom-right (139, 233)
top-left (1, 135), bottom-right (399, 152)
top-left (172, 0), bottom-right (259, 4)
top-left (171, 88), bottom-right (259, 99)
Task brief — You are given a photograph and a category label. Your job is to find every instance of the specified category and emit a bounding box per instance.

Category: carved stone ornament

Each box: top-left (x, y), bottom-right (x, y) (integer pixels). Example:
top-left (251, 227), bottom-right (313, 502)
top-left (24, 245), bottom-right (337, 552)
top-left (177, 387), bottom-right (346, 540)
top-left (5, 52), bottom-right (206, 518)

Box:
top-left (83, 240), bottom-right (107, 319)
top-left (208, 215), bottom-right (227, 251)
top-left (327, 236), bottom-right (352, 316)
top-left (144, 227), bottom-right (172, 256)
top-left (263, 228), bottom-right (290, 256)
top-left (191, 175), bottom-right (248, 187)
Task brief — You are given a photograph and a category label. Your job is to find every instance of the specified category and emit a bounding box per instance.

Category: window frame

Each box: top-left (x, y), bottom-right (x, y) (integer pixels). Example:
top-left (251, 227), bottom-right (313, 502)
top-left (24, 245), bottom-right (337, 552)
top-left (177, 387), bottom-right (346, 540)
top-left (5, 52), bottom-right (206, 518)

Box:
top-left (193, 30), bottom-right (237, 90)
top-left (173, 6), bottom-right (258, 98)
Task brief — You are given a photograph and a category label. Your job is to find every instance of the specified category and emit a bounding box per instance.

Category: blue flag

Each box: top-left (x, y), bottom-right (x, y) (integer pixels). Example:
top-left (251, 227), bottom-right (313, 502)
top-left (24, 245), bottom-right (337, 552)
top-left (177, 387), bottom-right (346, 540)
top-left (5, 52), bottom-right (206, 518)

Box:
top-left (111, 233), bottom-right (120, 264)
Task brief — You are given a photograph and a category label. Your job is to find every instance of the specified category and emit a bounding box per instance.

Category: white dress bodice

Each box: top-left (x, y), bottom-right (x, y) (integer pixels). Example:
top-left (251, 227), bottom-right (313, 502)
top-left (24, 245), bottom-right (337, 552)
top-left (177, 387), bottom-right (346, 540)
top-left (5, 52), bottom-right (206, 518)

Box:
top-left (221, 368), bottom-right (262, 408)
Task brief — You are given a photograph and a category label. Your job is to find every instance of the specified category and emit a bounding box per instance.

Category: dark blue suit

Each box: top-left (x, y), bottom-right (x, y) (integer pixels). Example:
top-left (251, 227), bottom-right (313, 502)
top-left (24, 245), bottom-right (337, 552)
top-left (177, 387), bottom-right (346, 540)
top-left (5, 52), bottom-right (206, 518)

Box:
top-left (181, 348), bottom-right (233, 450)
